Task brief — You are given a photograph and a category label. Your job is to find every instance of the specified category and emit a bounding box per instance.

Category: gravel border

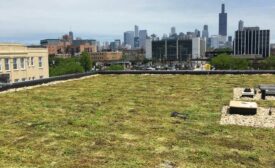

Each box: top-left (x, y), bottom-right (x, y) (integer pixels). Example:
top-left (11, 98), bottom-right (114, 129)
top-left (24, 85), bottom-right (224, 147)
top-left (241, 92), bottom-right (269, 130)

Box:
top-left (233, 88), bottom-right (275, 101)
top-left (220, 106), bottom-right (275, 128)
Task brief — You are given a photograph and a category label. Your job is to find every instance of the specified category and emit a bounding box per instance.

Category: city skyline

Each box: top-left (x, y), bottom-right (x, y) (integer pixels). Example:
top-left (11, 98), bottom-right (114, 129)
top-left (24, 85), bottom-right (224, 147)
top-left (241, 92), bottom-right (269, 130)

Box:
top-left (0, 0), bottom-right (274, 44)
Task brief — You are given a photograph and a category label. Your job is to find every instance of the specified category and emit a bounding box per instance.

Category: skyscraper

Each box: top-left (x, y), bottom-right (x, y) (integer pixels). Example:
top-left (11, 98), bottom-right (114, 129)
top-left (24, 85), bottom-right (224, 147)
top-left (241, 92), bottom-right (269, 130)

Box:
top-left (171, 27), bottom-right (176, 35)
top-left (194, 29), bottom-right (201, 38)
top-left (238, 20), bottom-right (244, 31)
top-left (219, 3), bottom-right (228, 36)
top-left (202, 25), bottom-right (209, 39)
top-left (135, 25), bottom-right (139, 38)
top-left (139, 30), bottom-right (148, 49)
top-left (124, 31), bottom-right (135, 49)
top-left (134, 37), bottom-right (139, 48)
top-left (134, 25), bottom-right (140, 48)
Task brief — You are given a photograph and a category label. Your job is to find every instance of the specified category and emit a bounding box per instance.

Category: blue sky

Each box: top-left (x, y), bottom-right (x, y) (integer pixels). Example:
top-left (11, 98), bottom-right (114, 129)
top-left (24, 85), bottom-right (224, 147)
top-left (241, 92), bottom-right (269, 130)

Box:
top-left (0, 0), bottom-right (274, 44)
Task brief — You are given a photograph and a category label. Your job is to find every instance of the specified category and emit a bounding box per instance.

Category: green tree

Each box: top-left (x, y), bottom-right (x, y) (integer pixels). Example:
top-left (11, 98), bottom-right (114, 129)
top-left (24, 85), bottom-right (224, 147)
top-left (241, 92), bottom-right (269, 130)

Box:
top-left (210, 54), bottom-right (250, 70)
top-left (80, 51), bottom-right (92, 72)
top-left (259, 56), bottom-right (275, 70)
top-left (50, 63), bottom-right (84, 77)
top-left (49, 58), bottom-right (84, 77)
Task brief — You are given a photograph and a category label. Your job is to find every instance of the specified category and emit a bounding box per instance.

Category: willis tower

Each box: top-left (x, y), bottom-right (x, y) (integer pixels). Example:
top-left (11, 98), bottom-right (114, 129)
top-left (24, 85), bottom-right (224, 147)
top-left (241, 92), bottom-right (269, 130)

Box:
top-left (219, 3), bottom-right (227, 36)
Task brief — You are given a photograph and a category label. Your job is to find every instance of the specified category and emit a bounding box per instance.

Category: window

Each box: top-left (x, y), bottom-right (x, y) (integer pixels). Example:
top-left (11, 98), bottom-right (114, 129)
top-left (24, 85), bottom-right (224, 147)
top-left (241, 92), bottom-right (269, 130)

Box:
top-left (30, 57), bottom-right (34, 66)
top-left (20, 58), bottom-right (25, 69)
top-left (22, 78), bottom-right (26, 82)
top-left (38, 57), bottom-right (43, 68)
top-left (32, 77), bottom-right (35, 80)
top-left (0, 59), bottom-right (2, 72)
top-left (40, 76), bottom-right (44, 79)
top-left (13, 58), bottom-right (18, 70)
top-left (14, 79), bottom-right (19, 83)
top-left (5, 58), bottom-right (10, 71)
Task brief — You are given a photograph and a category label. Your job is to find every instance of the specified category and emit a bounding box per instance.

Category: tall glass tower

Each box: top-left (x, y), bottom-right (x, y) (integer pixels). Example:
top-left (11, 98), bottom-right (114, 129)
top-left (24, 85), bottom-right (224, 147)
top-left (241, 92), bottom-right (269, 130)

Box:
top-left (202, 25), bottom-right (209, 39)
top-left (219, 3), bottom-right (227, 36)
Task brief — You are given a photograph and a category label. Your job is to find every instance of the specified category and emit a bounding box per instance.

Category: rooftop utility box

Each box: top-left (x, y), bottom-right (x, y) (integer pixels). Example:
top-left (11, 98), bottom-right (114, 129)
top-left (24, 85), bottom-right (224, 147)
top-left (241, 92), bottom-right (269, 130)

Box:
top-left (229, 101), bottom-right (258, 115)
top-left (259, 84), bottom-right (275, 99)
top-left (259, 84), bottom-right (275, 91)
top-left (241, 88), bottom-right (255, 98)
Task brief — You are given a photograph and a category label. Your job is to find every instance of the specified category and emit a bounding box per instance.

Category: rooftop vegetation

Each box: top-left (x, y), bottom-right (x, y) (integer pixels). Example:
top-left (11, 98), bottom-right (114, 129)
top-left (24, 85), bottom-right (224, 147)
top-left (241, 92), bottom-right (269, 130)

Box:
top-left (0, 75), bottom-right (274, 167)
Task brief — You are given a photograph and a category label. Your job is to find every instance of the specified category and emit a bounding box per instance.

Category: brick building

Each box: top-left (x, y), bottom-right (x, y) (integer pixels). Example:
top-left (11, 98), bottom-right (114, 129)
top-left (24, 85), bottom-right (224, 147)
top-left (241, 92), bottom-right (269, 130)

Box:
top-left (90, 52), bottom-right (123, 63)
top-left (40, 32), bottom-right (97, 57)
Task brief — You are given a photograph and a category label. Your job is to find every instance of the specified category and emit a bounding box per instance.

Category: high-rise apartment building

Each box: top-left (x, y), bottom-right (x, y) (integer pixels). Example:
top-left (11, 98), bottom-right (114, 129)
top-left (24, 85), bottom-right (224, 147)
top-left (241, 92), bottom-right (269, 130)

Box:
top-left (234, 27), bottom-right (270, 58)
top-left (219, 3), bottom-right (228, 36)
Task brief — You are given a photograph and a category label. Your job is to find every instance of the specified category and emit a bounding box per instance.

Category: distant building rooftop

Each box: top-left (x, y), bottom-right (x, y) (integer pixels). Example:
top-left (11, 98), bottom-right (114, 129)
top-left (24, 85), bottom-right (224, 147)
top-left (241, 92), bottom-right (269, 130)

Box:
top-left (0, 43), bottom-right (23, 46)
top-left (27, 45), bottom-right (47, 49)
top-left (40, 39), bottom-right (61, 45)
top-left (243, 27), bottom-right (260, 31)
top-left (0, 43), bottom-right (48, 54)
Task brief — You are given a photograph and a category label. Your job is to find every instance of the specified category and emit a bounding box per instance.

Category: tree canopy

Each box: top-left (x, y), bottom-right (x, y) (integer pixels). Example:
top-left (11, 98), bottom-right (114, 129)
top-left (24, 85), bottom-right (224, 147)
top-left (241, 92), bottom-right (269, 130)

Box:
top-left (106, 65), bottom-right (124, 71)
top-left (258, 56), bottom-right (275, 70)
top-left (210, 54), bottom-right (250, 70)
top-left (49, 57), bottom-right (84, 77)
top-left (80, 51), bottom-right (92, 72)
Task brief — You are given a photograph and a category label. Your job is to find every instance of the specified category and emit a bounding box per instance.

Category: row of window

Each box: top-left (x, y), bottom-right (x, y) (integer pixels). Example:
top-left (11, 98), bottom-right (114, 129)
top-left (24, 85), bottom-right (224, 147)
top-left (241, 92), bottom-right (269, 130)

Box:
top-left (14, 76), bottom-right (44, 83)
top-left (93, 57), bottom-right (104, 60)
top-left (0, 57), bottom-right (43, 72)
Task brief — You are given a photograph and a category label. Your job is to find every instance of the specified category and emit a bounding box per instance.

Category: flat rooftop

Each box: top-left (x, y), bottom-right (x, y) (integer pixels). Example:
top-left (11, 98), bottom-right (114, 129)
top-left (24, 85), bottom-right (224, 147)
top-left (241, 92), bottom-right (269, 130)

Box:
top-left (0, 75), bottom-right (274, 167)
